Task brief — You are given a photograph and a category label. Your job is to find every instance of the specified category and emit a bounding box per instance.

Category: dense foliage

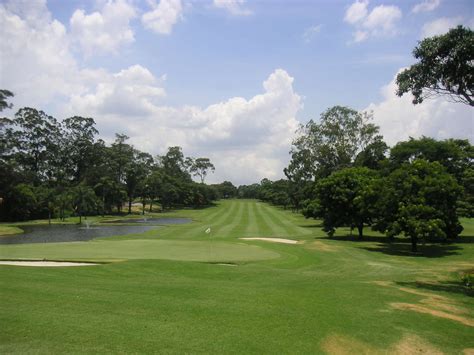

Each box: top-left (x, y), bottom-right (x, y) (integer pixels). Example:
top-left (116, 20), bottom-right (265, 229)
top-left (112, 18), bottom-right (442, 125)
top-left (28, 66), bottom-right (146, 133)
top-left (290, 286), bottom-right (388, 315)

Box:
top-left (396, 25), bottom-right (474, 106)
top-left (1, 104), bottom-right (218, 221)
top-left (244, 104), bottom-right (472, 253)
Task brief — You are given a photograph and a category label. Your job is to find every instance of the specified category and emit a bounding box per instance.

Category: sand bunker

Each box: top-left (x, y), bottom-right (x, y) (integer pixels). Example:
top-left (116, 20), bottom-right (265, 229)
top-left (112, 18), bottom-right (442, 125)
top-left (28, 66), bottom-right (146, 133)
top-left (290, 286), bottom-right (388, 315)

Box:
top-left (0, 261), bottom-right (99, 267)
top-left (240, 237), bottom-right (298, 244)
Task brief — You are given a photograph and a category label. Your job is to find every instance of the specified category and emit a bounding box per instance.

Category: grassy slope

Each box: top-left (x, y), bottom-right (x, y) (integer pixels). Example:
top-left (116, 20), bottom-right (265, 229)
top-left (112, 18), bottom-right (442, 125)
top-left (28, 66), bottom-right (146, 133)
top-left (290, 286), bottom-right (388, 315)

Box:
top-left (0, 199), bottom-right (473, 354)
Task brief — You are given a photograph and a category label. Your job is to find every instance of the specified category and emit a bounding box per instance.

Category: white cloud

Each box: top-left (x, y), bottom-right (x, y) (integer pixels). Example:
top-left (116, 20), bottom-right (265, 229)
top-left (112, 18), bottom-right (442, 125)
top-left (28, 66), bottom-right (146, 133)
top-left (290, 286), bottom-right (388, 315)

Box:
top-left (303, 25), bottom-right (322, 43)
top-left (213, 0), bottom-right (252, 16)
top-left (142, 0), bottom-right (183, 34)
top-left (70, 0), bottom-right (137, 56)
top-left (420, 16), bottom-right (467, 38)
top-left (412, 0), bottom-right (441, 14)
top-left (67, 69), bottom-right (302, 184)
top-left (344, 0), bottom-right (402, 42)
top-left (0, 0), bottom-right (81, 108)
top-left (344, 0), bottom-right (368, 24)
top-left (0, 0), bottom-right (300, 184)
top-left (366, 71), bottom-right (473, 146)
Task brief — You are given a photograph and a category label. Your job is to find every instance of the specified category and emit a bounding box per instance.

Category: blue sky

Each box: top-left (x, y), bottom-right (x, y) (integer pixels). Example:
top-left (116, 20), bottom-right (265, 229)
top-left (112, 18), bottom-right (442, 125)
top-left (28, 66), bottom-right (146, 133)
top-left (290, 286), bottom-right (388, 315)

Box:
top-left (1, 0), bottom-right (473, 184)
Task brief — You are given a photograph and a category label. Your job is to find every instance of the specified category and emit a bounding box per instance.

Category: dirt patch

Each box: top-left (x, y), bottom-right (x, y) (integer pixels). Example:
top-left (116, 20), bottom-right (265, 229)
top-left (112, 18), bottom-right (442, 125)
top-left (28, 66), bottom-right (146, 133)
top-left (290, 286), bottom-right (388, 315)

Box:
top-left (463, 349), bottom-right (474, 355)
top-left (392, 335), bottom-right (443, 355)
top-left (320, 334), bottom-right (442, 354)
top-left (306, 240), bottom-right (339, 252)
top-left (320, 334), bottom-right (378, 354)
top-left (391, 303), bottom-right (474, 327)
top-left (239, 237), bottom-right (298, 244)
top-left (0, 261), bottom-right (99, 267)
top-left (372, 280), bottom-right (474, 327)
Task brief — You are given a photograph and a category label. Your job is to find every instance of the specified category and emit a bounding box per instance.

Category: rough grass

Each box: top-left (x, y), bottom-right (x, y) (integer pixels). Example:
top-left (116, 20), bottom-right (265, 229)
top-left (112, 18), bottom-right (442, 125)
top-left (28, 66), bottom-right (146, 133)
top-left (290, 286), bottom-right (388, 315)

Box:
top-left (0, 199), bottom-right (473, 354)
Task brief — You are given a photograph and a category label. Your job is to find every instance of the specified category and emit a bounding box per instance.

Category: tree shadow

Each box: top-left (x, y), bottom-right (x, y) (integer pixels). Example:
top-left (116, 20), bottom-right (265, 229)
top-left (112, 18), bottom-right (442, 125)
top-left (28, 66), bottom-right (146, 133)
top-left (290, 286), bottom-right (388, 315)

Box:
top-left (360, 242), bottom-right (462, 258)
top-left (395, 280), bottom-right (473, 297)
top-left (320, 234), bottom-right (390, 243)
top-left (300, 223), bottom-right (323, 229)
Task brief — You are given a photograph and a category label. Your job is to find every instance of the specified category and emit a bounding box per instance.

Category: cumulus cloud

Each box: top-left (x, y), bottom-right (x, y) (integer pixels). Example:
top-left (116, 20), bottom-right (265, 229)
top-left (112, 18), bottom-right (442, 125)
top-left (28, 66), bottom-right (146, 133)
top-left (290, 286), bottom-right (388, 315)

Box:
top-left (70, 0), bottom-right (137, 56)
top-left (68, 69), bottom-right (302, 184)
top-left (420, 16), bottom-right (469, 38)
top-left (412, 0), bottom-right (441, 14)
top-left (0, 0), bottom-right (81, 108)
top-left (213, 0), bottom-right (252, 16)
top-left (344, 0), bottom-right (368, 24)
top-left (366, 71), bottom-right (473, 146)
top-left (142, 0), bottom-right (183, 34)
top-left (344, 0), bottom-right (402, 42)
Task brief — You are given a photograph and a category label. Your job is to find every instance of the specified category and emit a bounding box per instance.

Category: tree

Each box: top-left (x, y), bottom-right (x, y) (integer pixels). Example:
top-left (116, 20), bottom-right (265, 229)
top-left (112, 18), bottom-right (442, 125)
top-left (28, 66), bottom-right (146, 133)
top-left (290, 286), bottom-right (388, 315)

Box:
top-left (304, 167), bottom-right (379, 238)
top-left (190, 157), bottom-right (215, 183)
top-left (4, 107), bottom-right (63, 184)
top-left (0, 89), bottom-right (14, 111)
top-left (62, 116), bottom-right (99, 182)
top-left (374, 160), bottom-right (463, 252)
top-left (396, 25), bottom-right (474, 106)
top-left (287, 106), bottom-right (385, 180)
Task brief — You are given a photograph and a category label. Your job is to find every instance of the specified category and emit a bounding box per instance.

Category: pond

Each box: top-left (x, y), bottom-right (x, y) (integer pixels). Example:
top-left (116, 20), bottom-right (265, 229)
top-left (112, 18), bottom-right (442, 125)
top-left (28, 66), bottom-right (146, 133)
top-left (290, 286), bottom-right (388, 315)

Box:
top-left (0, 224), bottom-right (157, 245)
top-left (102, 217), bottom-right (192, 225)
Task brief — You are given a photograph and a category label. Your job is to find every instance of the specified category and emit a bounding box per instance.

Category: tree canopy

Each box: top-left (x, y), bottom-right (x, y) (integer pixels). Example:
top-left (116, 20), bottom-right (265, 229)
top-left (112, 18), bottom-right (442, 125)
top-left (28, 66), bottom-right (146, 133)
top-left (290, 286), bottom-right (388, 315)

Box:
top-left (396, 25), bottom-right (474, 106)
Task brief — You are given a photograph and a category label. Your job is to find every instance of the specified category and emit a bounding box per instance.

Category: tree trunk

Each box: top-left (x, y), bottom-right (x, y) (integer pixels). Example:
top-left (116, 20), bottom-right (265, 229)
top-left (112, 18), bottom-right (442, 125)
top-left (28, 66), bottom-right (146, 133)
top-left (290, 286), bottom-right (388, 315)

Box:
top-left (411, 236), bottom-right (418, 252)
top-left (142, 201), bottom-right (146, 215)
top-left (128, 197), bottom-right (132, 214)
top-left (48, 210), bottom-right (51, 225)
top-left (149, 200), bottom-right (153, 212)
top-left (79, 212), bottom-right (82, 224)
top-left (357, 224), bottom-right (363, 239)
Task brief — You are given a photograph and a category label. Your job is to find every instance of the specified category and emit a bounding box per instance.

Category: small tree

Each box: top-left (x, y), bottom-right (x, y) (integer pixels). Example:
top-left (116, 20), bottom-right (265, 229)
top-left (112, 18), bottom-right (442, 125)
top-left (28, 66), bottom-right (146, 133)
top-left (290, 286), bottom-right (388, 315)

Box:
top-left (396, 25), bottom-right (474, 106)
top-left (374, 160), bottom-right (463, 252)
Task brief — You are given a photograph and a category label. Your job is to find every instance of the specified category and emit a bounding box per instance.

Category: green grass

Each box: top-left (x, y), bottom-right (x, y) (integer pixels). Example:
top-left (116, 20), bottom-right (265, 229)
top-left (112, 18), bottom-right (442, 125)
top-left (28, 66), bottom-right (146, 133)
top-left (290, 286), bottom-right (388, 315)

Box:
top-left (0, 199), bottom-right (473, 354)
top-left (0, 225), bottom-right (23, 236)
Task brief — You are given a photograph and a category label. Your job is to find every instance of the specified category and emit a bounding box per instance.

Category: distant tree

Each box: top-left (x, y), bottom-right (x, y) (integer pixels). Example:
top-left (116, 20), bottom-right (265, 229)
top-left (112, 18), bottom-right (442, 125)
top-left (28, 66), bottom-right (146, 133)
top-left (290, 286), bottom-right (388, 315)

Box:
top-left (305, 167), bottom-right (379, 238)
top-left (62, 116), bottom-right (99, 182)
top-left (0, 89), bottom-right (14, 111)
top-left (4, 107), bottom-right (63, 184)
top-left (159, 146), bottom-right (192, 181)
top-left (396, 26), bottom-right (474, 106)
top-left (213, 181), bottom-right (238, 199)
top-left (374, 160), bottom-right (463, 252)
top-left (70, 184), bottom-right (99, 224)
top-left (190, 157), bottom-right (215, 183)
top-left (124, 150), bottom-right (153, 214)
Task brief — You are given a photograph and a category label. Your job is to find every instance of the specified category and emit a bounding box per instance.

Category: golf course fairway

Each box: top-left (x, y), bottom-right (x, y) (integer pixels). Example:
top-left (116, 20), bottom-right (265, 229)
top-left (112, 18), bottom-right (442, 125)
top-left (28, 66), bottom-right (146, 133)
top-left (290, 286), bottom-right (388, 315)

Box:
top-left (0, 199), bottom-right (473, 353)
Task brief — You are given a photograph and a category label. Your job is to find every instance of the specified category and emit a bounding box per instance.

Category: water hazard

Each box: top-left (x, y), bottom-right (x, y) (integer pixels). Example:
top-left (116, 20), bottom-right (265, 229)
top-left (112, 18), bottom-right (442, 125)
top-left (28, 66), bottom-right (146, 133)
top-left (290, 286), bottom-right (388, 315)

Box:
top-left (0, 224), bottom-right (156, 244)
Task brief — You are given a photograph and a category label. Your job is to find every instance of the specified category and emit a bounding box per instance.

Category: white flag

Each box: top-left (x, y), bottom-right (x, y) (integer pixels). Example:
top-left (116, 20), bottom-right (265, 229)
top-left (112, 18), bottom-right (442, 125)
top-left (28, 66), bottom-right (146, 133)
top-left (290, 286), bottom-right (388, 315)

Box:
top-left (205, 227), bottom-right (211, 234)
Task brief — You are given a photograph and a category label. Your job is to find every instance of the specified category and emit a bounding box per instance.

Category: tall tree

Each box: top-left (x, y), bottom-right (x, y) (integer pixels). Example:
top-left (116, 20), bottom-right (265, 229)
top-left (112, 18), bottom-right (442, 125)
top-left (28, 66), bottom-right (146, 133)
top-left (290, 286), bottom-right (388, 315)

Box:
top-left (287, 106), bottom-right (385, 180)
top-left (396, 25), bottom-right (474, 106)
top-left (4, 107), bottom-right (63, 184)
top-left (63, 116), bottom-right (99, 182)
top-left (190, 157), bottom-right (215, 183)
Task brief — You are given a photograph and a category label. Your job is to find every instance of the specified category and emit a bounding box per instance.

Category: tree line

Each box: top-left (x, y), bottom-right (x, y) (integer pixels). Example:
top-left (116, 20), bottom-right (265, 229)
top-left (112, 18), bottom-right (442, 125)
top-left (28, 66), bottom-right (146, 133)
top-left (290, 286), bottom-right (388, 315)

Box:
top-left (246, 105), bottom-right (472, 252)
top-left (0, 101), bottom-right (226, 222)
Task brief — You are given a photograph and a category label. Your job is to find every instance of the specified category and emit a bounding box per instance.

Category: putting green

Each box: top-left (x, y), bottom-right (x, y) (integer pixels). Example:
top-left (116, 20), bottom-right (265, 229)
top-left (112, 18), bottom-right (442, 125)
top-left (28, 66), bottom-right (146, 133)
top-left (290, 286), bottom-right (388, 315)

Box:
top-left (0, 239), bottom-right (280, 262)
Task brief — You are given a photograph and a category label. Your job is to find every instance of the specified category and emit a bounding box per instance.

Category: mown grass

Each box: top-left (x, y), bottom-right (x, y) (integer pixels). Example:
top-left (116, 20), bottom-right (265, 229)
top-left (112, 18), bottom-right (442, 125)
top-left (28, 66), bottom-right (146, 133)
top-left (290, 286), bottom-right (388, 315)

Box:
top-left (0, 199), bottom-right (473, 354)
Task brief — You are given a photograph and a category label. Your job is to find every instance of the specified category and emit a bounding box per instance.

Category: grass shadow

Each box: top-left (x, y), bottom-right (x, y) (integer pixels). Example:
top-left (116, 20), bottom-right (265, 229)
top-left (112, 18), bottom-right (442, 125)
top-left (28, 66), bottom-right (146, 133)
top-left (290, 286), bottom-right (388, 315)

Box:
top-left (395, 280), bottom-right (473, 297)
top-left (360, 242), bottom-right (462, 258)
